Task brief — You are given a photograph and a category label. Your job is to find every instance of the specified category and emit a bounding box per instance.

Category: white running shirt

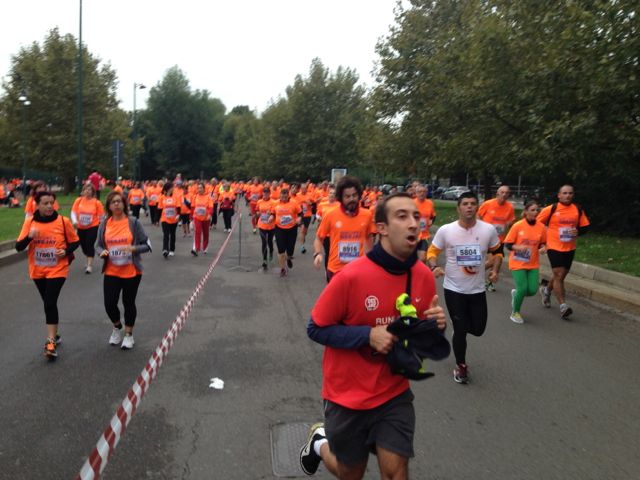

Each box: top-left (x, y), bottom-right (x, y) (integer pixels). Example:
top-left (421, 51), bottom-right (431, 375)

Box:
top-left (431, 220), bottom-right (500, 294)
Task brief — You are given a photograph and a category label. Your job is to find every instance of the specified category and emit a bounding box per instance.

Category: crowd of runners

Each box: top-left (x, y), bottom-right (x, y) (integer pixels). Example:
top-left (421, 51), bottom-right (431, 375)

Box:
top-left (13, 173), bottom-right (589, 479)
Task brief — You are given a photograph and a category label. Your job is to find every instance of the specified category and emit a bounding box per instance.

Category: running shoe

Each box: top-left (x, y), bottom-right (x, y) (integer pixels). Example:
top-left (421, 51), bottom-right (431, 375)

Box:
top-left (280, 268), bottom-right (287, 277)
top-left (203, 249), bottom-right (208, 255)
top-left (109, 327), bottom-right (123, 346)
top-left (262, 262), bottom-right (268, 271)
top-left (169, 251), bottom-right (175, 257)
top-left (44, 338), bottom-right (58, 358)
top-left (299, 422), bottom-right (325, 476)
top-left (253, 228), bottom-right (257, 234)
top-left (54, 334), bottom-right (61, 345)
top-left (191, 249), bottom-right (198, 257)
top-left (453, 363), bottom-right (469, 384)
top-left (539, 286), bottom-right (551, 308)
top-left (85, 265), bottom-right (92, 274)
top-left (485, 281), bottom-right (496, 292)
top-left (510, 312), bottom-right (524, 324)
top-left (287, 258), bottom-right (293, 269)
top-left (560, 303), bottom-right (573, 319)
top-left (300, 245), bottom-right (307, 254)
top-left (121, 334), bottom-right (135, 350)
top-left (163, 250), bottom-right (169, 259)
top-left (511, 289), bottom-right (516, 311)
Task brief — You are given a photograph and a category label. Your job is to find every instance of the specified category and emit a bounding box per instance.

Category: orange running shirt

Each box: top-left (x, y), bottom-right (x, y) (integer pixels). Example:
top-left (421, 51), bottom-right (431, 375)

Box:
top-left (477, 198), bottom-right (516, 241)
top-left (159, 195), bottom-right (180, 224)
top-left (274, 200), bottom-right (301, 229)
top-left (537, 203), bottom-right (590, 252)
top-left (256, 199), bottom-right (277, 230)
top-left (103, 217), bottom-right (138, 278)
top-left (504, 219), bottom-right (547, 270)
top-left (316, 200), bottom-right (339, 220)
top-left (316, 207), bottom-right (375, 273)
top-left (18, 215), bottom-right (79, 279)
top-left (128, 188), bottom-right (144, 206)
top-left (147, 186), bottom-right (161, 206)
top-left (295, 192), bottom-right (313, 218)
top-left (72, 197), bottom-right (104, 229)
top-left (191, 193), bottom-right (213, 221)
top-left (414, 198), bottom-right (436, 240)
top-left (248, 185), bottom-right (262, 204)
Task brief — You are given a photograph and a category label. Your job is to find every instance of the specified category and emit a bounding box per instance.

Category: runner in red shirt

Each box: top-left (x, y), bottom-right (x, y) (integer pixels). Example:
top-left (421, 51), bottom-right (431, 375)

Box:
top-left (299, 192), bottom-right (447, 478)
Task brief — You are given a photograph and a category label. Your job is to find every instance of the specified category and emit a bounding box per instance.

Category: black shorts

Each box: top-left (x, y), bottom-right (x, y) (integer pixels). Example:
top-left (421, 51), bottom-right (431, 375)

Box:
top-left (547, 249), bottom-right (575, 270)
top-left (180, 214), bottom-right (190, 224)
top-left (324, 389), bottom-right (415, 466)
top-left (301, 216), bottom-right (311, 229)
top-left (274, 226), bottom-right (298, 256)
top-left (417, 239), bottom-right (429, 251)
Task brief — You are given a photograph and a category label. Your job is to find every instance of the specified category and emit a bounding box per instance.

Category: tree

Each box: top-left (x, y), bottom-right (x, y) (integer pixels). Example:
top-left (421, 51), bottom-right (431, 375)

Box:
top-left (0, 28), bottom-right (129, 191)
top-left (142, 66), bottom-right (226, 179)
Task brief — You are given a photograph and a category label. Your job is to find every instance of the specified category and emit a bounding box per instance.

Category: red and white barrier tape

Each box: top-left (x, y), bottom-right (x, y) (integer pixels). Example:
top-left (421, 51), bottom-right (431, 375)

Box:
top-left (76, 214), bottom-right (242, 480)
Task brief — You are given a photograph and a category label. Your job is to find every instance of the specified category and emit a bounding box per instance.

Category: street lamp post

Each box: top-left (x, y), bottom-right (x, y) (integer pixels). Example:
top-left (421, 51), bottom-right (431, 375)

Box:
top-left (19, 92), bottom-right (31, 196)
top-left (133, 83), bottom-right (146, 180)
top-left (76, 0), bottom-right (84, 191)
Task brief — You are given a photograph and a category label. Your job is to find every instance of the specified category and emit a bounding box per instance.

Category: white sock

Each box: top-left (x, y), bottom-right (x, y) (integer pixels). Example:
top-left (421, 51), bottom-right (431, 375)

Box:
top-left (314, 438), bottom-right (328, 456)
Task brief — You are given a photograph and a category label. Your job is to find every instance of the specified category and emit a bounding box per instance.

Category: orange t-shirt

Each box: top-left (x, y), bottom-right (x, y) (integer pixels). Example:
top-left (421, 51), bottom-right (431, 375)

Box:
top-left (18, 215), bottom-right (79, 279)
top-left (316, 200), bottom-right (339, 220)
top-left (537, 203), bottom-right (590, 252)
top-left (414, 198), bottom-right (436, 240)
top-left (191, 193), bottom-right (213, 221)
top-left (25, 197), bottom-right (60, 217)
top-left (270, 188), bottom-right (281, 201)
top-left (316, 207), bottom-right (375, 273)
top-left (248, 185), bottom-right (262, 204)
top-left (128, 188), bottom-right (144, 206)
top-left (159, 195), bottom-right (180, 224)
top-left (103, 217), bottom-right (138, 278)
top-left (113, 185), bottom-right (124, 194)
top-left (72, 197), bottom-right (104, 229)
top-left (295, 192), bottom-right (313, 218)
top-left (274, 200), bottom-right (301, 229)
top-left (147, 186), bottom-right (161, 206)
top-left (504, 219), bottom-right (547, 270)
top-left (478, 199), bottom-right (516, 241)
top-left (256, 199), bottom-right (277, 230)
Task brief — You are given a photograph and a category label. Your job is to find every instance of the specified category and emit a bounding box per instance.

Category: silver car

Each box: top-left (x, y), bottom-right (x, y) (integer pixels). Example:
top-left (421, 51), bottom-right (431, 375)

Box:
top-left (441, 186), bottom-right (470, 200)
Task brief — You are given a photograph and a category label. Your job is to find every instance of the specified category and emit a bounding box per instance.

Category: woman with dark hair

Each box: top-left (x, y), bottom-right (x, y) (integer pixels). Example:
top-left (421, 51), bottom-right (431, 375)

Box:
top-left (71, 183), bottom-right (104, 274)
top-left (218, 182), bottom-right (236, 232)
top-left (96, 190), bottom-right (151, 350)
top-left (15, 191), bottom-right (79, 359)
top-left (127, 181), bottom-right (145, 219)
top-left (503, 200), bottom-right (547, 324)
top-left (24, 181), bottom-right (59, 219)
top-left (158, 182), bottom-right (181, 258)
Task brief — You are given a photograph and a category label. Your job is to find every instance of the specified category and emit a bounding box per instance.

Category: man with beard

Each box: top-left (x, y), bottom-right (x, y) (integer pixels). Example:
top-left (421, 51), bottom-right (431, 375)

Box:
top-left (427, 191), bottom-right (501, 384)
top-left (313, 176), bottom-right (375, 283)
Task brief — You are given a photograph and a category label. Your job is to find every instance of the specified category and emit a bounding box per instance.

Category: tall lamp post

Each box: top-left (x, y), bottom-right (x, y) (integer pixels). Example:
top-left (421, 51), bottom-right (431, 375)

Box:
top-left (76, 0), bottom-right (84, 191)
top-left (18, 91), bottom-right (31, 195)
top-left (133, 83), bottom-right (146, 180)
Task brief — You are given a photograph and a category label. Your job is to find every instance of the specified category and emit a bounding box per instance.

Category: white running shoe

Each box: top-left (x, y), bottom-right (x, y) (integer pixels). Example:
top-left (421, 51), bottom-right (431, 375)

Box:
top-left (109, 328), bottom-right (123, 345)
top-left (85, 265), bottom-right (93, 274)
top-left (121, 334), bottom-right (135, 350)
top-left (169, 251), bottom-right (175, 257)
top-left (510, 312), bottom-right (524, 324)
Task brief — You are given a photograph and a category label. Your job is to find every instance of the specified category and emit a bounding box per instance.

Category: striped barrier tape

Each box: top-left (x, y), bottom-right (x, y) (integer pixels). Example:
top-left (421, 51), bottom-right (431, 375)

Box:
top-left (76, 214), bottom-right (242, 480)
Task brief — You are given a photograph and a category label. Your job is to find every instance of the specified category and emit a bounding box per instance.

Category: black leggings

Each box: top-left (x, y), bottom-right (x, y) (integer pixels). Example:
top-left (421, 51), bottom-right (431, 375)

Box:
top-left (131, 205), bottom-right (141, 219)
top-left (211, 204), bottom-right (218, 226)
top-left (444, 289), bottom-right (488, 365)
top-left (161, 222), bottom-right (178, 252)
top-left (221, 208), bottom-right (234, 229)
top-left (104, 274), bottom-right (142, 327)
top-left (77, 226), bottom-right (98, 257)
top-left (33, 277), bottom-right (66, 325)
top-left (149, 205), bottom-right (159, 224)
top-left (259, 228), bottom-right (275, 260)
top-left (275, 226), bottom-right (298, 256)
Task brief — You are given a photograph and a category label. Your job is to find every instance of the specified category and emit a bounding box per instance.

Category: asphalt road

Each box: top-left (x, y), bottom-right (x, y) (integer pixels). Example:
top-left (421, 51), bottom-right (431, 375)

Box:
top-left (0, 206), bottom-right (638, 479)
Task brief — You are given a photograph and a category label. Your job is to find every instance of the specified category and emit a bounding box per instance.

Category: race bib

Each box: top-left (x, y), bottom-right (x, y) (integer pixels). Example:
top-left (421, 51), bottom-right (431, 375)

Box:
top-left (109, 246), bottom-right (133, 266)
top-left (302, 204), bottom-right (308, 214)
top-left (280, 215), bottom-right (293, 226)
top-left (164, 207), bottom-right (176, 218)
top-left (150, 194), bottom-right (158, 202)
top-left (131, 196), bottom-right (140, 203)
top-left (513, 247), bottom-right (531, 263)
top-left (35, 247), bottom-right (58, 267)
top-left (494, 224), bottom-right (505, 235)
top-left (338, 241), bottom-right (360, 263)
top-left (260, 213), bottom-right (271, 224)
top-left (79, 213), bottom-right (93, 226)
top-left (195, 207), bottom-right (207, 217)
top-left (559, 227), bottom-right (574, 243)
top-left (251, 193), bottom-right (259, 201)
top-left (455, 244), bottom-right (482, 266)
top-left (420, 218), bottom-right (428, 231)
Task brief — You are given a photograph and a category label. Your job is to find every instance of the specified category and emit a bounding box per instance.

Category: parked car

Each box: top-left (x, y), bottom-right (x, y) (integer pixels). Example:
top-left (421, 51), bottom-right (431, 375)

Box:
top-left (432, 186), bottom-right (446, 199)
top-left (441, 186), bottom-right (470, 200)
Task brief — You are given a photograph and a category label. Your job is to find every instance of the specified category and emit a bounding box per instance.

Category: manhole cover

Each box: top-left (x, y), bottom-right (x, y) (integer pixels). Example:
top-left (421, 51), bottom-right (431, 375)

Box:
top-left (270, 422), bottom-right (323, 477)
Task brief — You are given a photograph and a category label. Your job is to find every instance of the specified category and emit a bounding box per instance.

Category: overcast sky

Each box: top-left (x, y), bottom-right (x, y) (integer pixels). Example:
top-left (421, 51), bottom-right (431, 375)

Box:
top-left (0, 0), bottom-right (399, 114)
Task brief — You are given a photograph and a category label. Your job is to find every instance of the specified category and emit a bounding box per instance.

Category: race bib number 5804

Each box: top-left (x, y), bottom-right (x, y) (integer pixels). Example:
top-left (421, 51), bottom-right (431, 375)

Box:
top-left (455, 244), bottom-right (482, 266)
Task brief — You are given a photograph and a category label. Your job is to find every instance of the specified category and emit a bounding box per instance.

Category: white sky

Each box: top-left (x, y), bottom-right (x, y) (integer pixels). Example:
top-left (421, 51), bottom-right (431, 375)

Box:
top-left (0, 0), bottom-right (398, 114)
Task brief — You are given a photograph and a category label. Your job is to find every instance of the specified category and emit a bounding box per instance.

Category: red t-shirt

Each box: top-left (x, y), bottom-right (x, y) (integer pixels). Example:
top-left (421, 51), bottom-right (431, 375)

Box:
top-left (311, 255), bottom-right (437, 410)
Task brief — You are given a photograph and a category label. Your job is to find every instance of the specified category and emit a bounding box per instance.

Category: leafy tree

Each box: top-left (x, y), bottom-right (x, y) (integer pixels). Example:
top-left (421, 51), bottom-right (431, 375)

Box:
top-left (0, 28), bottom-right (129, 191)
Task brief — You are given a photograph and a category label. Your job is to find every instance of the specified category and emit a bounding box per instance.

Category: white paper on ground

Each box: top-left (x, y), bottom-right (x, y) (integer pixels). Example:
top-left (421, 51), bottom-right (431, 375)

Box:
top-left (209, 377), bottom-right (224, 389)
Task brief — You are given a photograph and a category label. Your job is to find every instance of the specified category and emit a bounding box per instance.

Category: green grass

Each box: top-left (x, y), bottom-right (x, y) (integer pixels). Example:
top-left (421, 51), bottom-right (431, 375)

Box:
top-left (0, 193), bottom-right (75, 244)
top-left (431, 200), bottom-right (640, 277)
